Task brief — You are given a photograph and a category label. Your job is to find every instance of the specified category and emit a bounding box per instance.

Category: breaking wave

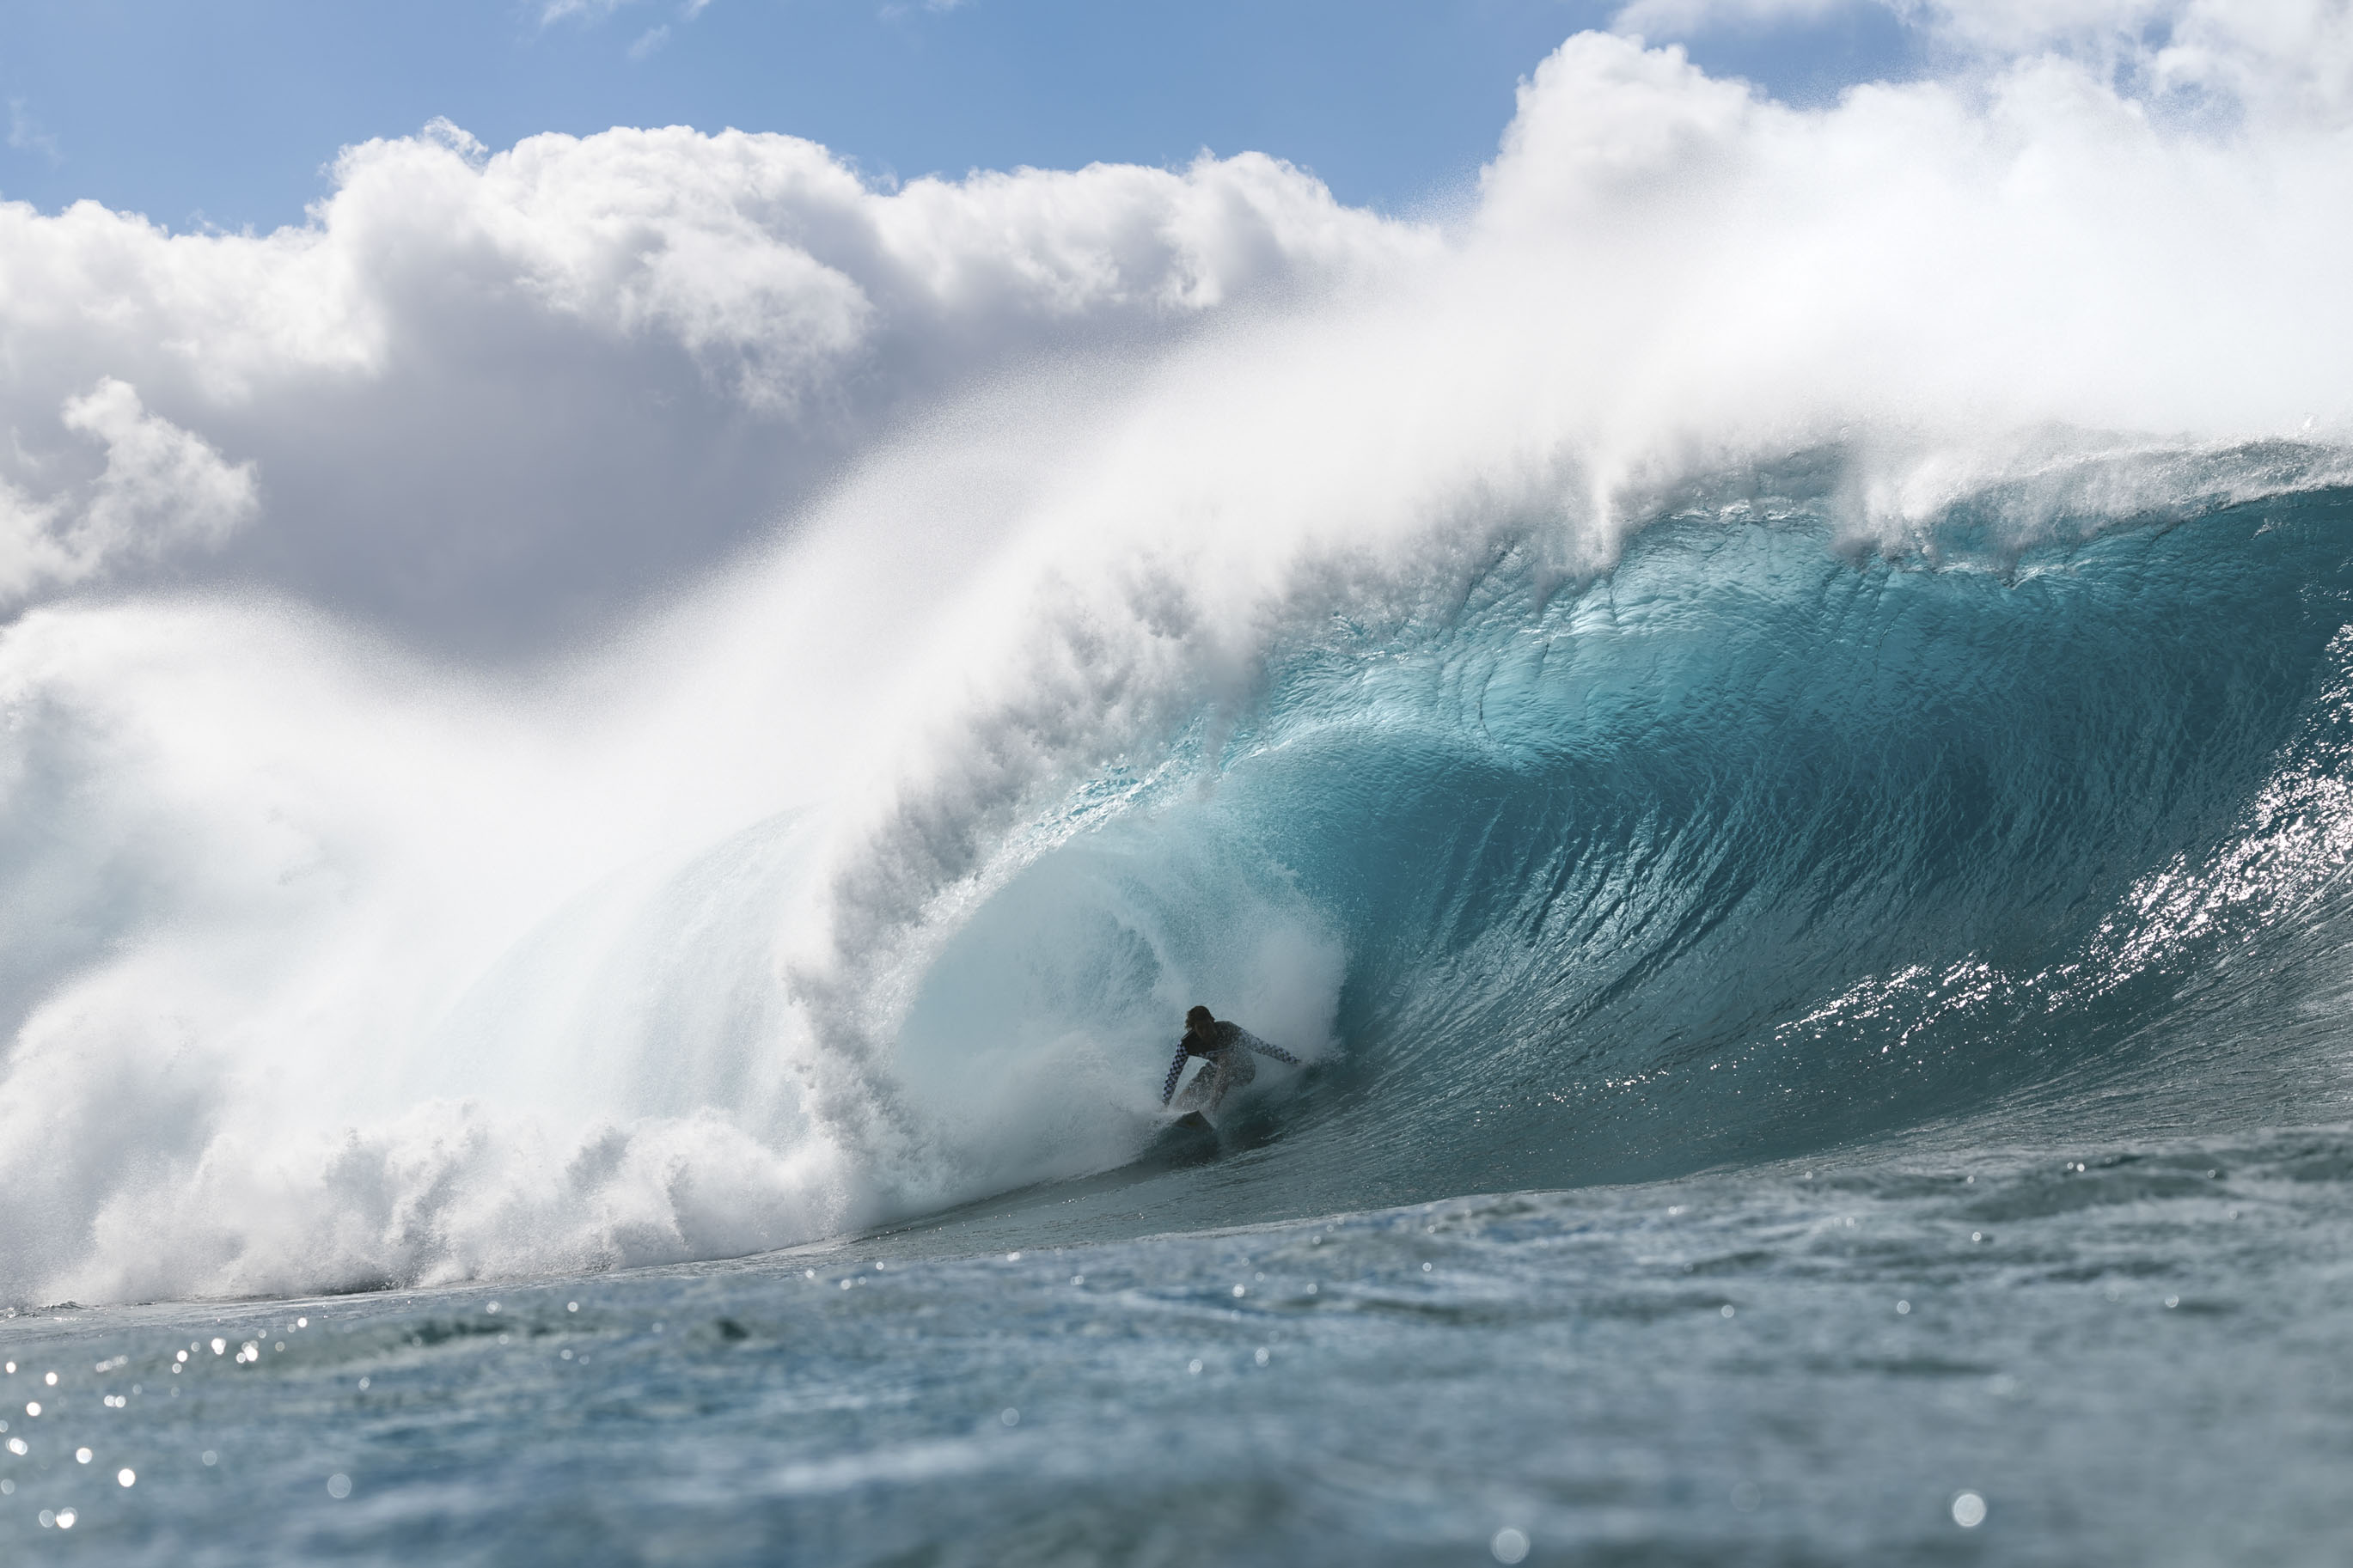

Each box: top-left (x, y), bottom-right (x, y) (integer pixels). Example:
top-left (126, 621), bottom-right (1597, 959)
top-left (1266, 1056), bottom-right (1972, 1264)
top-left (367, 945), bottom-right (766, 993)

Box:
top-left (9, 430), bottom-right (2353, 1303)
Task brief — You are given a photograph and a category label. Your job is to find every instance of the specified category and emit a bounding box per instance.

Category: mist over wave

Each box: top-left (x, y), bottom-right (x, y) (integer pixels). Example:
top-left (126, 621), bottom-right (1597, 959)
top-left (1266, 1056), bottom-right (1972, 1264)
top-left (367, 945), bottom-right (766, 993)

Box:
top-left (6, 19), bottom-right (2353, 1306)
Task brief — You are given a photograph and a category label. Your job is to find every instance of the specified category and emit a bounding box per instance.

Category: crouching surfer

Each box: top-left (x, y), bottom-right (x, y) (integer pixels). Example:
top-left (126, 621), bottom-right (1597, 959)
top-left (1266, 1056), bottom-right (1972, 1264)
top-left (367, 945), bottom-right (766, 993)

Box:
top-left (1159, 1005), bottom-right (1300, 1120)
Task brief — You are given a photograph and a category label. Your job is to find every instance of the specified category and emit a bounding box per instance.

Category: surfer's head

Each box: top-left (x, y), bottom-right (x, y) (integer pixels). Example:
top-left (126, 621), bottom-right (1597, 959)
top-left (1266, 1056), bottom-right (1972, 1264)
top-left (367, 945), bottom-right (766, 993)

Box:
top-left (1186, 1005), bottom-right (1213, 1031)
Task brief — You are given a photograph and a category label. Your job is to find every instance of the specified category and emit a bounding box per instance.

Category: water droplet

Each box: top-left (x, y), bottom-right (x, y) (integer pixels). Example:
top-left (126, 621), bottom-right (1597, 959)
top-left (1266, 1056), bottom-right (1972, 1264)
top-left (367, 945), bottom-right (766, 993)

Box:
top-left (1952, 1491), bottom-right (1987, 1528)
top-left (1232, 1284), bottom-right (1246, 1297)
top-left (201, 1449), bottom-right (217, 1466)
top-left (1897, 1300), bottom-right (1910, 1315)
top-left (118, 1467), bottom-right (136, 1487)
top-left (327, 1473), bottom-right (352, 1499)
top-left (43, 1372), bottom-right (56, 1387)
top-left (76, 1446), bottom-right (91, 1463)
top-left (296, 1317), bottom-right (307, 1328)
top-left (999, 1407), bottom-right (1019, 1427)
top-left (24, 1402), bottom-right (39, 1418)
top-left (211, 1339), bottom-right (225, 1356)
top-left (358, 1376), bottom-right (370, 1390)
top-left (1491, 1526), bottom-right (1530, 1563)
top-left (1255, 1346), bottom-right (1269, 1365)
top-left (1006, 1252), bottom-right (1021, 1262)
top-left (1421, 1262), bottom-right (1433, 1273)
top-left (1720, 1304), bottom-right (1736, 1319)
top-left (567, 1302), bottom-right (579, 1313)
top-left (2165, 1296), bottom-right (2180, 1309)
top-left (1187, 1359), bottom-right (1202, 1376)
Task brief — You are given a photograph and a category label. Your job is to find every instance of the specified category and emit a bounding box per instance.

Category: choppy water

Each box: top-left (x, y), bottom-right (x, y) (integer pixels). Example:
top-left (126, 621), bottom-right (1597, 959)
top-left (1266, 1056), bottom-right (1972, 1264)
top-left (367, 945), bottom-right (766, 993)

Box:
top-left (6, 1119), bottom-right (2352, 1564)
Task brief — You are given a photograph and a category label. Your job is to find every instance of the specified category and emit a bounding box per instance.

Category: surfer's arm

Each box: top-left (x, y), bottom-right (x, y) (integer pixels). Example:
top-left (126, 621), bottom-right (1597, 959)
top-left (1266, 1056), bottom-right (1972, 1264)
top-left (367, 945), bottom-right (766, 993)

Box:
top-left (1238, 1030), bottom-right (1301, 1066)
top-left (1158, 1041), bottom-right (1190, 1106)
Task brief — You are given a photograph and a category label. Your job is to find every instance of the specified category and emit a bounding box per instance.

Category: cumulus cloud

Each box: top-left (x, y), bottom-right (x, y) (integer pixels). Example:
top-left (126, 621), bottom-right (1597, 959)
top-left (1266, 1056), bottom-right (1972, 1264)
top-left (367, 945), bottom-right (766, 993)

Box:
top-left (1617, 0), bottom-right (2353, 123)
top-left (0, 125), bottom-right (1419, 650)
top-left (0, 379), bottom-right (259, 603)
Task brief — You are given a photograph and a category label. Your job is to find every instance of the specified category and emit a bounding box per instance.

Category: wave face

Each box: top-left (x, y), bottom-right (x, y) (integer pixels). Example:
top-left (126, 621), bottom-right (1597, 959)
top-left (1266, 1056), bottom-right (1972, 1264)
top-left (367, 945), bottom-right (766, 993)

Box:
top-left (908, 463), bottom-right (2353, 1234)
top-left (9, 448), bottom-right (2353, 1303)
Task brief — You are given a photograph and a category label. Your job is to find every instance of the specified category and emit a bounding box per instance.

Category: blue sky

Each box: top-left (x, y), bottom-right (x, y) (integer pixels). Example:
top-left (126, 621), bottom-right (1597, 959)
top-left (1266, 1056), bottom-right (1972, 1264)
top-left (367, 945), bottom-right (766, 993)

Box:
top-left (2, 0), bottom-right (1913, 229)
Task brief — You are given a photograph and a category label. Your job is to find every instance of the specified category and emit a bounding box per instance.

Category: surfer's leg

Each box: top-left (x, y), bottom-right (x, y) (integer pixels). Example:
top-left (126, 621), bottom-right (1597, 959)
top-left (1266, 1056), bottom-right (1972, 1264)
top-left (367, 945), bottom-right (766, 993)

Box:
top-left (1204, 1051), bottom-right (1255, 1113)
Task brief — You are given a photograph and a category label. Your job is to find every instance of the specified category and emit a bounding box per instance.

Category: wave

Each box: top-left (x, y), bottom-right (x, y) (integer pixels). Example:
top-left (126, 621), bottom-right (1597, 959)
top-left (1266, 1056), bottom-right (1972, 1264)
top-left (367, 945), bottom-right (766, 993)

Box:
top-left (889, 450), bottom-right (2353, 1229)
top-left (8, 442), bottom-right (2353, 1303)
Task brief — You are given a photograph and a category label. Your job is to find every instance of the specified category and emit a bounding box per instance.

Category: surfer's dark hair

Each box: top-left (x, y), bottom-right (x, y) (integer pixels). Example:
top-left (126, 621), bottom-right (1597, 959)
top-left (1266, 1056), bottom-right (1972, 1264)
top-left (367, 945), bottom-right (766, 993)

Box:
top-left (1186, 1005), bottom-right (1213, 1028)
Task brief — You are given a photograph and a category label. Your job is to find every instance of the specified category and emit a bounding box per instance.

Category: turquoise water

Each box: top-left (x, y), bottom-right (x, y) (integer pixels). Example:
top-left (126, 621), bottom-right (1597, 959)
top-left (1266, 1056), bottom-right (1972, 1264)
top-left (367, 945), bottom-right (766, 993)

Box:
top-left (10, 468), bottom-right (2353, 1560)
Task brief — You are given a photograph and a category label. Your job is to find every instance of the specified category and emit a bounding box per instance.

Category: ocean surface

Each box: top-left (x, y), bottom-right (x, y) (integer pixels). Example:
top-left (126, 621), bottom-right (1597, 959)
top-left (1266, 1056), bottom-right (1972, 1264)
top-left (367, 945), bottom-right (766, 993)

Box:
top-left (9, 461), bottom-right (2353, 1561)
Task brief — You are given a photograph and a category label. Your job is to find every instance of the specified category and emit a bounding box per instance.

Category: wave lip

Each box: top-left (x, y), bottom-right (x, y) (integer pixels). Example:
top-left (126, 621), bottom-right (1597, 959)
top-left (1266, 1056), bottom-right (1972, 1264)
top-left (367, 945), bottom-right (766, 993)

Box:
top-left (7, 452), bottom-right (2353, 1306)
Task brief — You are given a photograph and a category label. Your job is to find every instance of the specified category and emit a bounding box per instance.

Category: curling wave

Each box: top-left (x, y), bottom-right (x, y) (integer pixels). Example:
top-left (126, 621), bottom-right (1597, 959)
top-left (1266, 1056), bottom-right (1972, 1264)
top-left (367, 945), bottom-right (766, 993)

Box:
top-left (889, 451), bottom-right (2353, 1234)
top-left (8, 442), bottom-right (2353, 1303)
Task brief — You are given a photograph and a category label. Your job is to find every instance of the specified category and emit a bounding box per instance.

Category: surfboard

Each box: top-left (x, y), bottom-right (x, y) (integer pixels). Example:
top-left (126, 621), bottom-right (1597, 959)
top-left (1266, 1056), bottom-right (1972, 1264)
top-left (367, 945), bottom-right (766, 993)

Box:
top-left (1151, 1107), bottom-right (1219, 1150)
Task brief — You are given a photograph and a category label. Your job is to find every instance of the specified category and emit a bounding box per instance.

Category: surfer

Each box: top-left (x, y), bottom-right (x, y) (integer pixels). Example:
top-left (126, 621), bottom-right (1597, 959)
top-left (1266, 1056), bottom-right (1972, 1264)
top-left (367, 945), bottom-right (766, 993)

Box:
top-left (1159, 1005), bottom-right (1301, 1115)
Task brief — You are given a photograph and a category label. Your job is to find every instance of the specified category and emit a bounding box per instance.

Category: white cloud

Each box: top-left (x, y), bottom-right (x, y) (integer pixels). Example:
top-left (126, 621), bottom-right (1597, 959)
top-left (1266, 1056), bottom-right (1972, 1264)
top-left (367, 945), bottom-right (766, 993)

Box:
top-left (0, 379), bottom-right (258, 603)
top-left (1616, 0), bottom-right (2353, 125)
top-left (0, 125), bottom-right (1419, 647)
top-left (5, 99), bottom-right (63, 165)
